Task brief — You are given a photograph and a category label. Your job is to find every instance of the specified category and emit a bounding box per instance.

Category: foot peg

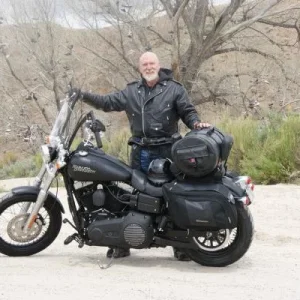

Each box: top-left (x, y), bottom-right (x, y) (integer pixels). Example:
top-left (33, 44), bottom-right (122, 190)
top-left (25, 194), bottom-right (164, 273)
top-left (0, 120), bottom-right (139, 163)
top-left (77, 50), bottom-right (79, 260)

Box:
top-left (64, 233), bottom-right (84, 248)
top-left (64, 233), bottom-right (77, 245)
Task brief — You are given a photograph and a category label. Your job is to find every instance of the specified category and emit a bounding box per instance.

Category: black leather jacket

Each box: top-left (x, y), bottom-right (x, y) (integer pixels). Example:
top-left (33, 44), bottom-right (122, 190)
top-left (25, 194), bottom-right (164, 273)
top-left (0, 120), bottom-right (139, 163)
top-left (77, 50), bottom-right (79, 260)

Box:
top-left (82, 68), bottom-right (200, 138)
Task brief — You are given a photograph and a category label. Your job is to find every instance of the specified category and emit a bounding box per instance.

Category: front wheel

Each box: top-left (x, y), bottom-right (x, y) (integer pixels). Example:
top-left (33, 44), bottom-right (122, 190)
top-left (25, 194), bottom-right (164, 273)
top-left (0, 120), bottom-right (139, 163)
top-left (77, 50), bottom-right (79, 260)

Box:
top-left (185, 204), bottom-right (254, 267)
top-left (0, 192), bottom-right (62, 256)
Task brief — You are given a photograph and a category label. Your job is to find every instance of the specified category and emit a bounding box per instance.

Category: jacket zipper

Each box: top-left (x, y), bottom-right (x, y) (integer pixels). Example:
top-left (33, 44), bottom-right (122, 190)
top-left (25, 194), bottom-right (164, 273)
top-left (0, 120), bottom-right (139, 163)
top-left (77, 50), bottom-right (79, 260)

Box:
top-left (141, 89), bottom-right (163, 137)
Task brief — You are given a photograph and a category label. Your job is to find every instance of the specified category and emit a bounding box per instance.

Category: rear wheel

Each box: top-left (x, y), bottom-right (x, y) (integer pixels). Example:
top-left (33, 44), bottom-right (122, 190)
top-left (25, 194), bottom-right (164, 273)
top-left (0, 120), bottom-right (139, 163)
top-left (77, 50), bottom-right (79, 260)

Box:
top-left (185, 204), bottom-right (253, 267)
top-left (0, 193), bottom-right (62, 256)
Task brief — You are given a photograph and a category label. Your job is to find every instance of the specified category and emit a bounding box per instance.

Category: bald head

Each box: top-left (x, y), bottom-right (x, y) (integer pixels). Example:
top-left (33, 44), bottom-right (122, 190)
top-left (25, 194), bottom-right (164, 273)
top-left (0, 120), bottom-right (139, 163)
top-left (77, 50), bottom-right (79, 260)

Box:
top-left (139, 52), bottom-right (160, 66)
top-left (139, 52), bottom-right (160, 84)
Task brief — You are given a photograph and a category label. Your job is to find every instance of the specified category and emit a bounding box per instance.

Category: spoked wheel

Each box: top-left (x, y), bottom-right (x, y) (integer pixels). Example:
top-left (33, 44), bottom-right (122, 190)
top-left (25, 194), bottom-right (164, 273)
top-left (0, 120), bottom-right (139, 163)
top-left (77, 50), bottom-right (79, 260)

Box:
top-left (0, 193), bottom-right (62, 256)
top-left (193, 228), bottom-right (237, 252)
top-left (185, 204), bottom-right (254, 267)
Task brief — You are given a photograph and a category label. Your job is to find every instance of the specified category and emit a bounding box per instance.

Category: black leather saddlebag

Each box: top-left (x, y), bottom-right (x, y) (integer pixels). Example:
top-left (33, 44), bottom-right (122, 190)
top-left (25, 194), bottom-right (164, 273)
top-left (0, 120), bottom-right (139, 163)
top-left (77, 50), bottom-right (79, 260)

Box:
top-left (162, 180), bottom-right (237, 230)
top-left (171, 127), bottom-right (233, 177)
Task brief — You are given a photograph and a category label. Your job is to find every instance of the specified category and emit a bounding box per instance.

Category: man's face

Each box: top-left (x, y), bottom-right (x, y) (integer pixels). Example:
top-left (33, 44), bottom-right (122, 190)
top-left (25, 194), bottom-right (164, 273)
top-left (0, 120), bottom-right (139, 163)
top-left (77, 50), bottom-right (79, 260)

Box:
top-left (139, 54), bottom-right (160, 82)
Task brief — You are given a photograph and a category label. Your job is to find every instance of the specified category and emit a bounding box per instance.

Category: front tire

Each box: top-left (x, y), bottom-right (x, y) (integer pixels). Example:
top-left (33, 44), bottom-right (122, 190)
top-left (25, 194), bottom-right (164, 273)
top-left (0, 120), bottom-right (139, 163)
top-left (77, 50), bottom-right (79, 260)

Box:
top-left (185, 204), bottom-right (254, 267)
top-left (0, 192), bottom-right (62, 256)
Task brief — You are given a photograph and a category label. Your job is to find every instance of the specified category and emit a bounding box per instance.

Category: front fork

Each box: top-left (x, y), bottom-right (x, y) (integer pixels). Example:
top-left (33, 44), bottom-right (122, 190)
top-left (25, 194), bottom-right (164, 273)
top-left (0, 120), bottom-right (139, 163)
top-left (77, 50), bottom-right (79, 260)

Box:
top-left (19, 165), bottom-right (47, 214)
top-left (22, 164), bottom-right (56, 232)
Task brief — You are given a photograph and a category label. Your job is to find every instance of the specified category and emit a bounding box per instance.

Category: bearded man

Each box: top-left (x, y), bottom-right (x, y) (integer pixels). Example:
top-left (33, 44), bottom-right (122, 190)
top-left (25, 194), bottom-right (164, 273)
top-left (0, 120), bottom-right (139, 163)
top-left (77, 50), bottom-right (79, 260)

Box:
top-left (77, 51), bottom-right (210, 260)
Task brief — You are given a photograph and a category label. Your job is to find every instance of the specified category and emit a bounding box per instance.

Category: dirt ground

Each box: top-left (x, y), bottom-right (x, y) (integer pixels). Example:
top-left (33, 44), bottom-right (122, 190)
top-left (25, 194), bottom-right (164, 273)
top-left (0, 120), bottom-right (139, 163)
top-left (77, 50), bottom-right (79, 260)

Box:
top-left (0, 179), bottom-right (299, 300)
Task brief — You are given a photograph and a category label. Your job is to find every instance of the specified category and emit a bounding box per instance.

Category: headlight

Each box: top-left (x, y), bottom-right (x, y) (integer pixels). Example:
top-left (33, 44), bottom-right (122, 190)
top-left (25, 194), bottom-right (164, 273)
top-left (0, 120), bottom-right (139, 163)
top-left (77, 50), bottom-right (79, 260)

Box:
top-left (41, 145), bottom-right (51, 163)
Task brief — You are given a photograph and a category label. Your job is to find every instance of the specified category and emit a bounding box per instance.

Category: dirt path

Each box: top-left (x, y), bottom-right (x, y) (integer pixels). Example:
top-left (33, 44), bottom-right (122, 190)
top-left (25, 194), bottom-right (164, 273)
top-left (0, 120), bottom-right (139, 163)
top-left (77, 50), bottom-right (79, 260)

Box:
top-left (0, 181), bottom-right (299, 300)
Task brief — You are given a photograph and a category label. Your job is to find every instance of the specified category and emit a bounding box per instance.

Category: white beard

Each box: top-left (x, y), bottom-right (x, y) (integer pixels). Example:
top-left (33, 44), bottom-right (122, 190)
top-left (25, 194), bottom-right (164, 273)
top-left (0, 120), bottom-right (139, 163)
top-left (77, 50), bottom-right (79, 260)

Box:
top-left (143, 72), bottom-right (159, 82)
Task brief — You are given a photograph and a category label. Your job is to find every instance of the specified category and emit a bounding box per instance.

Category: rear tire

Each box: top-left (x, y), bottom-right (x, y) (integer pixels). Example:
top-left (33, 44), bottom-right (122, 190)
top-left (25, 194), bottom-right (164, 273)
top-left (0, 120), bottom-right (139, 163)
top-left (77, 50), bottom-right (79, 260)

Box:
top-left (185, 204), bottom-right (253, 267)
top-left (0, 192), bottom-right (62, 256)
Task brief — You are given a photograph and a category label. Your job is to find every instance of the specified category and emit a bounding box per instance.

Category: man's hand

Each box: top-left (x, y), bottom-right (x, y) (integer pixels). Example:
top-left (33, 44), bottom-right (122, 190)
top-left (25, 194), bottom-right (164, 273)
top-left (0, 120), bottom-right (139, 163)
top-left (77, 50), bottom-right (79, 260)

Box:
top-left (68, 88), bottom-right (82, 99)
top-left (90, 119), bottom-right (106, 132)
top-left (193, 121), bottom-right (211, 129)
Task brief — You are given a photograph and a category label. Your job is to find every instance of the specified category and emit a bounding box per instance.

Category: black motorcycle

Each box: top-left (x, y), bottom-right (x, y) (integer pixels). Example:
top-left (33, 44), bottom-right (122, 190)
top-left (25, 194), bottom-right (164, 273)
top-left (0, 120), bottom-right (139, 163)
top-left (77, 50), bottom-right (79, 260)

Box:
top-left (0, 91), bottom-right (254, 267)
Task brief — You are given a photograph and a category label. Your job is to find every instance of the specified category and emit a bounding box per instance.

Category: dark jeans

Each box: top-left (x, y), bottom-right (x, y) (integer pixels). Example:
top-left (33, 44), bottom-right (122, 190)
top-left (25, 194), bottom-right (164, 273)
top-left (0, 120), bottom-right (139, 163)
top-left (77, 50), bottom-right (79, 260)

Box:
top-left (130, 144), bottom-right (172, 173)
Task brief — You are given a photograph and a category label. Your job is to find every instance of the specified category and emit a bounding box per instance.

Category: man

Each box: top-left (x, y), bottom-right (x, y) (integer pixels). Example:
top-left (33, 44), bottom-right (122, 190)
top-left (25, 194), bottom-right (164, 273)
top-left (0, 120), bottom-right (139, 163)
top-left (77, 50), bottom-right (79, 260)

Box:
top-left (78, 51), bottom-right (210, 260)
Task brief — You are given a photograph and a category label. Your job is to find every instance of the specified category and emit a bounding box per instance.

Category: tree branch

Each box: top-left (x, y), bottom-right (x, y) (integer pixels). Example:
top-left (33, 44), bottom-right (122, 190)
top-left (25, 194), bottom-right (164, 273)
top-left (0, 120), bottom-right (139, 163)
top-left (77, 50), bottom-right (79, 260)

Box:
top-left (214, 73), bottom-right (249, 93)
top-left (200, 0), bottom-right (246, 57)
top-left (0, 45), bottom-right (51, 126)
top-left (146, 26), bottom-right (172, 44)
top-left (160, 0), bottom-right (190, 80)
top-left (81, 45), bottom-right (136, 81)
top-left (258, 18), bottom-right (299, 29)
top-left (173, 0), bottom-right (190, 24)
top-left (159, 0), bottom-right (175, 18)
top-left (218, 0), bottom-right (295, 42)
top-left (213, 46), bottom-right (300, 87)
top-left (248, 26), bottom-right (296, 49)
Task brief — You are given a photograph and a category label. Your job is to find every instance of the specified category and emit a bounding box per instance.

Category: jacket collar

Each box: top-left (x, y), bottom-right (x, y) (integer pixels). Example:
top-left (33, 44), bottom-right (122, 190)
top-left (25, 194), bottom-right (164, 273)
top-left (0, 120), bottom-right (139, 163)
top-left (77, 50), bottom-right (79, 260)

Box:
top-left (137, 79), bottom-right (168, 88)
top-left (137, 68), bottom-right (172, 88)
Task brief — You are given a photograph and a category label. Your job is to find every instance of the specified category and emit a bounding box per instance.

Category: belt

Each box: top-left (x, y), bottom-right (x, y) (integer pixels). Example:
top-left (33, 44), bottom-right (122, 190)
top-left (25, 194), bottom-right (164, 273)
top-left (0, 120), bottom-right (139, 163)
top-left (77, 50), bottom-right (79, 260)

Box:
top-left (128, 133), bottom-right (181, 147)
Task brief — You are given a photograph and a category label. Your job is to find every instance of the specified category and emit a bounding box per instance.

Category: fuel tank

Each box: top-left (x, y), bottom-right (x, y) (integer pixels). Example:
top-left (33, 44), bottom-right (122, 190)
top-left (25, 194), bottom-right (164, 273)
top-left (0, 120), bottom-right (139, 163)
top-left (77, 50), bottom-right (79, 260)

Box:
top-left (67, 147), bottom-right (132, 182)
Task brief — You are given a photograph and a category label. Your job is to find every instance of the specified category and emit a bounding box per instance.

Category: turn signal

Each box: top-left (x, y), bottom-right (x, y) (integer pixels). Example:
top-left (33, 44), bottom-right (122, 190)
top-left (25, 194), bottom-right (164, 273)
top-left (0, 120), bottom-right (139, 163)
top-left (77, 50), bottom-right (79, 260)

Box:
top-left (55, 162), bottom-right (62, 169)
top-left (246, 177), bottom-right (252, 185)
top-left (55, 161), bottom-right (66, 169)
top-left (245, 196), bottom-right (251, 205)
top-left (239, 196), bottom-right (251, 206)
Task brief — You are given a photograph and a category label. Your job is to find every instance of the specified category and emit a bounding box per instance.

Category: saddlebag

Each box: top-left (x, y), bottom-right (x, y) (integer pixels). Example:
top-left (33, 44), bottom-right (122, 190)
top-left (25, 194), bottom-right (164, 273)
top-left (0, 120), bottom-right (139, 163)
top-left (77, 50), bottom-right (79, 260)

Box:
top-left (171, 127), bottom-right (233, 177)
top-left (162, 180), bottom-right (237, 230)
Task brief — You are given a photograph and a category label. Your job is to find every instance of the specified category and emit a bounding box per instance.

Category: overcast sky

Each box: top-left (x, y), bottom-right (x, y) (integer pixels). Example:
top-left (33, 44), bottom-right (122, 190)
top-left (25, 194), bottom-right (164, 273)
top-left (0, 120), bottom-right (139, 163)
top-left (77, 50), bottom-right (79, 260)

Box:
top-left (0, 0), bottom-right (231, 29)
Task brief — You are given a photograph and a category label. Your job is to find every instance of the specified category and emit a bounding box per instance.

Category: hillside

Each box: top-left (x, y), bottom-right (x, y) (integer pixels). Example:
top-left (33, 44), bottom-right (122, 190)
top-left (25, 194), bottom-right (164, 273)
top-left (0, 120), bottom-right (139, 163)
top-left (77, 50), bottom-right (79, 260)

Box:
top-left (0, 1), bottom-right (299, 160)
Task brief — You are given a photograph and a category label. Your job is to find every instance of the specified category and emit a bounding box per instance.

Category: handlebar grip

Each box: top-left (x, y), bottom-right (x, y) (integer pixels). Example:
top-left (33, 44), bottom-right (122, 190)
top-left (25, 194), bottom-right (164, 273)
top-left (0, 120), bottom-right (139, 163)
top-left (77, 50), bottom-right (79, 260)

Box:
top-left (95, 131), bottom-right (102, 148)
top-left (90, 111), bottom-right (102, 148)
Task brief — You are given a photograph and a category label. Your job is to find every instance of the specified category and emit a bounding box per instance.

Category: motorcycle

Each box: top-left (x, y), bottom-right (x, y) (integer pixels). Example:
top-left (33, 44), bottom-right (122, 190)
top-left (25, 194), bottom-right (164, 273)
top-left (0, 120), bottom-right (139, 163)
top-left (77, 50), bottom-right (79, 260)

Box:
top-left (0, 91), bottom-right (254, 267)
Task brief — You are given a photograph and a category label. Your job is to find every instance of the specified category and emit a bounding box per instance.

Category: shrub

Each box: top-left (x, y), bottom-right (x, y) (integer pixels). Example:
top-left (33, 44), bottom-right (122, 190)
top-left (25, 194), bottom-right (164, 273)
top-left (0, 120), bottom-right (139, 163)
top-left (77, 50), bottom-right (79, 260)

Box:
top-left (0, 151), bottom-right (18, 168)
top-left (0, 158), bottom-right (41, 179)
top-left (102, 129), bottom-right (131, 164)
top-left (2, 115), bottom-right (300, 184)
top-left (218, 113), bottom-right (300, 184)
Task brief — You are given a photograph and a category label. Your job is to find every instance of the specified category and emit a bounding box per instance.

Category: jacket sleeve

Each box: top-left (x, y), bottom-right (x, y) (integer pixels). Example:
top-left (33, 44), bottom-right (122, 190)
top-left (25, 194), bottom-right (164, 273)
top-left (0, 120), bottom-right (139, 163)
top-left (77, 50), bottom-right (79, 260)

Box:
top-left (82, 89), bottom-right (127, 112)
top-left (175, 85), bottom-right (200, 129)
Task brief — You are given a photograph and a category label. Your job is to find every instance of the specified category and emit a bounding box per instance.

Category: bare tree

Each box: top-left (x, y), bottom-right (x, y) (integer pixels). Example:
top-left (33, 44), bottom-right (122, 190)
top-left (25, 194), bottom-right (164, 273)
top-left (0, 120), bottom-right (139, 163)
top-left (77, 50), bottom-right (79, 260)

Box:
top-left (68, 0), bottom-right (300, 113)
top-left (1, 0), bottom-right (77, 120)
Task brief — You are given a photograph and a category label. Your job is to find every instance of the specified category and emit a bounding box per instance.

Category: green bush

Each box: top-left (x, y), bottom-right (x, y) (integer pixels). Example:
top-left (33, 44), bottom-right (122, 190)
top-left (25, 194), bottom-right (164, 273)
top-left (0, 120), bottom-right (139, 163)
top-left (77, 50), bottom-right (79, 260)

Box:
top-left (2, 115), bottom-right (300, 185)
top-left (69, 130), bottom-right (131, 163)
top-left (0, 151), bottom-right (18, 168)
top-left (102, 129), bottom-right (131, 164)
top-left (0, 158), bottom-right (41, 179)
top-left (70, 137), bottom-right (83, 151)
top-left (218, 113), bottom-right (300, 184)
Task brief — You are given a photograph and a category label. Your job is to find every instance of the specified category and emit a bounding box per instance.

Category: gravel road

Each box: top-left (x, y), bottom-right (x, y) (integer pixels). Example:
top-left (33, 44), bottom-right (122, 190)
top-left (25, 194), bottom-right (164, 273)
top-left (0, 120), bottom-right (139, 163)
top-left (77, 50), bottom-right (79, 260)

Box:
top-left (0, 179), bottom-right (299, 300)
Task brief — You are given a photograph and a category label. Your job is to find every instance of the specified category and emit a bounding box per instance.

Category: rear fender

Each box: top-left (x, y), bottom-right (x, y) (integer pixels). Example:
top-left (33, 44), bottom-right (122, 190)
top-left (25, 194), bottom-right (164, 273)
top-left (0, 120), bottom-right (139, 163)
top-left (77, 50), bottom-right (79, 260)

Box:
top-left (222, 176), bottom-right (244, 197)
top-left (11, 186), bottom-right (65, 213)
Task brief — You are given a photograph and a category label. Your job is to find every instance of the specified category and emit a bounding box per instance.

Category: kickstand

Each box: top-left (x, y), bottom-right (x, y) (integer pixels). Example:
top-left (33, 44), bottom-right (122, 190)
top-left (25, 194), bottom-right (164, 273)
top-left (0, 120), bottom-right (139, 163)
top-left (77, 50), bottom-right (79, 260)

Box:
top-left (97, 249), bottom-right (115, 270)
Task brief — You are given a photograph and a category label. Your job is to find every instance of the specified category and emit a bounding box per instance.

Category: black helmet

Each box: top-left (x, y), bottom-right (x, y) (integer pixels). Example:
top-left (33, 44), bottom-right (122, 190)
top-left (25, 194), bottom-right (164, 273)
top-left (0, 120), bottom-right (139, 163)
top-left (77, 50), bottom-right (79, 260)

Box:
top-left (147, 159), bottom-right (173, 186)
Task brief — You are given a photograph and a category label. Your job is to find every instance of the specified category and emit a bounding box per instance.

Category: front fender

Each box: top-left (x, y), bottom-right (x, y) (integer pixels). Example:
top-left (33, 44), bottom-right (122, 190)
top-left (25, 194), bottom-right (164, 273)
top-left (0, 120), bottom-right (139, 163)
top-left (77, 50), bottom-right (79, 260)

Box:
top-left (11, 186), bottom-right (65, 214)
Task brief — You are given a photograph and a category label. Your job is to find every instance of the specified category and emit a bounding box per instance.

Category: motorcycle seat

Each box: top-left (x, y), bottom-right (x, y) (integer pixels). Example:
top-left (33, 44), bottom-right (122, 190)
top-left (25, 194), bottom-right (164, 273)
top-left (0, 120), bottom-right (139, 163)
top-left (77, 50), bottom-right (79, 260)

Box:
top-left (131, 170), bottom-right (163, 197)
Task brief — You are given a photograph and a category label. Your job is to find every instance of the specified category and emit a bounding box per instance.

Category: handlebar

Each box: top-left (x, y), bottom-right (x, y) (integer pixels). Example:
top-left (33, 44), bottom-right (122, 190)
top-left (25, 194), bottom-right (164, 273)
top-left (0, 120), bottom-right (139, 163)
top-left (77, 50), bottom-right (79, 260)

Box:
top-left (89, 111), bottom-right (103, 148)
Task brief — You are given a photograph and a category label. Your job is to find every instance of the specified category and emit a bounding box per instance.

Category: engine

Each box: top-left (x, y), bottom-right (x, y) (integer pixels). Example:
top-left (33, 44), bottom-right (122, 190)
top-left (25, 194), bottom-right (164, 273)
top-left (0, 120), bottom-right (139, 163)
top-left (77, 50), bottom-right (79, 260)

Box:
top-left (87, 211), bottom-right (154, 249)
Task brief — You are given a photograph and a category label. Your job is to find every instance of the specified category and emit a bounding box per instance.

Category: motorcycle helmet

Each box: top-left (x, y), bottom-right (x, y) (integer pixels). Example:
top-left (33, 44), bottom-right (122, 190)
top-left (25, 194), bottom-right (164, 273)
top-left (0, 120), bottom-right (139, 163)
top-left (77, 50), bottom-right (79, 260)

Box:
top-left (147, 158), bottom-right (173, 186)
